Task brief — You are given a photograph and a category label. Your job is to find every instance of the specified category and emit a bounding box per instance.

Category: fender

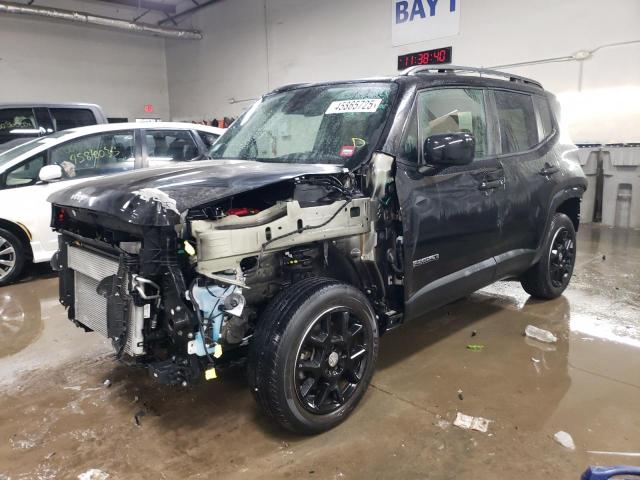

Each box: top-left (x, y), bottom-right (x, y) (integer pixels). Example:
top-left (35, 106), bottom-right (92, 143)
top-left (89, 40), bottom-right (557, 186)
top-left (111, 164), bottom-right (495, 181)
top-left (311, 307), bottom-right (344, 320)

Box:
top-left (532, 185), bottom-right (585, 265)
top-left (0, 217), bottom-right (33, 258)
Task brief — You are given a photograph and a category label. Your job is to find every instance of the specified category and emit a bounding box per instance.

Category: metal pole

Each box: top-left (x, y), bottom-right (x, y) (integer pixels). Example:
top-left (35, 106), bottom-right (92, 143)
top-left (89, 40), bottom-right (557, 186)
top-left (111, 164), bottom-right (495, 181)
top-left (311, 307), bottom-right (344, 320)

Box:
top-left (0, 1), bottom-right (203, 40)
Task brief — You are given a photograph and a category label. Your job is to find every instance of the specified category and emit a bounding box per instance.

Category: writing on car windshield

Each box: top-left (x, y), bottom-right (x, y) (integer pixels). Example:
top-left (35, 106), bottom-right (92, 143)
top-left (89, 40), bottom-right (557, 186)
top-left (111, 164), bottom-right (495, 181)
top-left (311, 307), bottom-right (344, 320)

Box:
top-left (50, 131), bottom-right (135, 178)
top-left (66, 146), bottom-right (121, 165)
top-left (210, 83), bottom-right (398, 166)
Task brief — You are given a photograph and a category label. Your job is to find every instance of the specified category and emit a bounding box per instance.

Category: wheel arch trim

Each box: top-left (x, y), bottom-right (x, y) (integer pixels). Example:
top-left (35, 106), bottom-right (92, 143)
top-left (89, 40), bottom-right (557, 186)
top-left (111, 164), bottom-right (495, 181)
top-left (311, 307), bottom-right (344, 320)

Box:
top-left (0, 218), bottom-right (33, 258)
top-left (533, 186), bottom-right (584, 265)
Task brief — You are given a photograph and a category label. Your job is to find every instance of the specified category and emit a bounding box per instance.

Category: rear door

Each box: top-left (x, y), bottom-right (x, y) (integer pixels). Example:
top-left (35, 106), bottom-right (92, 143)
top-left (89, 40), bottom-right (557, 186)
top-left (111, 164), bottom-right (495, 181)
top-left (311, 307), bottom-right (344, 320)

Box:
top-left (397, 86), bottom-right (505, 320)
top-left (141, 129), bottom-right (201, 167)
top-left (491, 89), bottom-right (560, 278)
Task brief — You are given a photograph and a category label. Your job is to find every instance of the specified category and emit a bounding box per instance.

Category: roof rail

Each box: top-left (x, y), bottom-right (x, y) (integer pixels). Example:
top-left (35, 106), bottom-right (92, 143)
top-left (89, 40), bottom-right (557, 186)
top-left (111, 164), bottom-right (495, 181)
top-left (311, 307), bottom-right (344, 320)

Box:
top-left (400, 64), bottom-right (543, 89)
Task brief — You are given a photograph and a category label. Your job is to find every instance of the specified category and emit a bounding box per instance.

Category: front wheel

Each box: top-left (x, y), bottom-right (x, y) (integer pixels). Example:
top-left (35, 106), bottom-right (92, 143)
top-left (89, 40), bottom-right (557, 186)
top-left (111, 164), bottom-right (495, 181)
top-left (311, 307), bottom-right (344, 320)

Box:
top-left (248, 277), bottom-right (379, 434)
top-left (520, 213), bottom-right (576, 299)
top-left (0, 228), bottom-right (26, 287)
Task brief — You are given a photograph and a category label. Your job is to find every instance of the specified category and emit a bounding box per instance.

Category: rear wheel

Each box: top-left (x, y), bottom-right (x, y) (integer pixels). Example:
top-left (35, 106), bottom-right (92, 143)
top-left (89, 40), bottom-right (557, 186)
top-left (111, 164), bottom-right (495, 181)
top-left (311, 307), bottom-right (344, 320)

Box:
top-left (520, 213), bottom-right (576, 299)
top-left (0, 228), bottom-right (25, 287)
top-left (248, 277), bottom-right (379, 434)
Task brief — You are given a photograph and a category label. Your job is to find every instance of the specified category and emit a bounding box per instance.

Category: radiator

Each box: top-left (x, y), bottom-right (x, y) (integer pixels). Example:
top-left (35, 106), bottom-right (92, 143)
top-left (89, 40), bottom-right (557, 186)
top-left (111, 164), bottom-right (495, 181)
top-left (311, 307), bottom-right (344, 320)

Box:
top-left (68, 245), bottom-right (145, 356)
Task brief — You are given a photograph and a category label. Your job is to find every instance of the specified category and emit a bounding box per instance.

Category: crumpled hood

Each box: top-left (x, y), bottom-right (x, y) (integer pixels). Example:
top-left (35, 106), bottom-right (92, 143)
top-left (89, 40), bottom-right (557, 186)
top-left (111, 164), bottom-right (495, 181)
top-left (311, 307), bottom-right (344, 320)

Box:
top-left (48, 159), bottom-right (343, 226)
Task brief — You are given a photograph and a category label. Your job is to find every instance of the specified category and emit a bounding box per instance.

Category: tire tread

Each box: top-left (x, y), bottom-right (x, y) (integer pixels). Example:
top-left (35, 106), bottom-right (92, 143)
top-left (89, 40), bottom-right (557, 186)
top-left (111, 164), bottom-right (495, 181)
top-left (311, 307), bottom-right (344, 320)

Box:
top-left (248, 277), bottom-right (340, 429)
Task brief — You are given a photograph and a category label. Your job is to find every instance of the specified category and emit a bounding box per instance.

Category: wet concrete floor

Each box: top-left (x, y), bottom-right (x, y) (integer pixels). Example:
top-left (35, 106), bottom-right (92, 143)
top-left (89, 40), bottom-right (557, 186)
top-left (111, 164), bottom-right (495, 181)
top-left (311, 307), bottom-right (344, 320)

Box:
top-left (0, 224), bottom-right (639, 479)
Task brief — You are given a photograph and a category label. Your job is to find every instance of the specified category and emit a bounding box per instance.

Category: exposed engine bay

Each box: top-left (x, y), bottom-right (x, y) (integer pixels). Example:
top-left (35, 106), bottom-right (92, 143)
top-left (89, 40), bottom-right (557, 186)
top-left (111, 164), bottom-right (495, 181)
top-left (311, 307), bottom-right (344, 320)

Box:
top-left (50, 154), bottom-right (404, 386)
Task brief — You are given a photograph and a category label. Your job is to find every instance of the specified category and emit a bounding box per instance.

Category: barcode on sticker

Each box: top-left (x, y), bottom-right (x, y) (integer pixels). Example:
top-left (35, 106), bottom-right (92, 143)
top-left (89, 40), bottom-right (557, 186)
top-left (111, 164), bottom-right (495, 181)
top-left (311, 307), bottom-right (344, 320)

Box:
top-left (326, 99), bottom-right (382, 114)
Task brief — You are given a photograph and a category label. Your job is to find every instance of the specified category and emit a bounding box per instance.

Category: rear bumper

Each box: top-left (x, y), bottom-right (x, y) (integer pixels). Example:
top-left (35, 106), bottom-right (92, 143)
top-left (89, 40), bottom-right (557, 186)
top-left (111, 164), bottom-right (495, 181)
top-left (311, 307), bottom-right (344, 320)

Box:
top-left (30, 240), bottom-right (56, 264)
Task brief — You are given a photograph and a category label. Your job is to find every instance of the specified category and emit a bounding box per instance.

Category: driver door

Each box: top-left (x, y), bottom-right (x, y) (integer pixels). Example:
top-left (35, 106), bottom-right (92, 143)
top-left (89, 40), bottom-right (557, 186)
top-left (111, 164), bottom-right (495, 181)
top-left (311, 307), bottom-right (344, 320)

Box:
top-left (396, 87), bottom-right (506, 321)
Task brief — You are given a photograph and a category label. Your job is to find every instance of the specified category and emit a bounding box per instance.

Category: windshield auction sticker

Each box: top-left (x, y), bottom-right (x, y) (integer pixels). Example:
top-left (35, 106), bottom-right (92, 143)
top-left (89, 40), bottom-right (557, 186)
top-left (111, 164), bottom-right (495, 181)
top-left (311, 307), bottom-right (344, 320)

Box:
top-left (325, 99), bottom-right (382, 114)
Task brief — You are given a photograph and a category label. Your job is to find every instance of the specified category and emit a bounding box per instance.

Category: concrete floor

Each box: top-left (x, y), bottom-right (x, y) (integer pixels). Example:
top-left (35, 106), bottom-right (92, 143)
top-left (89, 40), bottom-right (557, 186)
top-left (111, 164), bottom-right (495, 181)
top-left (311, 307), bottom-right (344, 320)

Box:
top-left (0, 224), bottom-right (639, 480)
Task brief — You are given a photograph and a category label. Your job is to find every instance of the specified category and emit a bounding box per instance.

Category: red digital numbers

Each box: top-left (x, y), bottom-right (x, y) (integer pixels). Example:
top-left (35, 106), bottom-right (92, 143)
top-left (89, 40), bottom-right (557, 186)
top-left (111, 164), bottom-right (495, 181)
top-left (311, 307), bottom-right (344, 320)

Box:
top-left (398, 47), bottom-right (452, 70)
top-left (434, 49), bottom-right (447, 63)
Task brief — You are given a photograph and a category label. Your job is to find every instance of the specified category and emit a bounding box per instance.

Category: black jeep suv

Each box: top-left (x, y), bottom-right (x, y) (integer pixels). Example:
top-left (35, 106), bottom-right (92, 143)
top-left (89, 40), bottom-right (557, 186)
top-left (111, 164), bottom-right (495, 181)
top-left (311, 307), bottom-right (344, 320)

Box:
top-left (49, 66), bottom-right (586, 434)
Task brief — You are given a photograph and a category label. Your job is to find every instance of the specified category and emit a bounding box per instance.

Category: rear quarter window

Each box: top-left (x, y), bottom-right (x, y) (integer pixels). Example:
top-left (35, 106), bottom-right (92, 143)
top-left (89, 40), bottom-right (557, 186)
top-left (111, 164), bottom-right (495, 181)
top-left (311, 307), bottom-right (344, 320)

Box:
top-left (533, 95), bottom-right (555, 141)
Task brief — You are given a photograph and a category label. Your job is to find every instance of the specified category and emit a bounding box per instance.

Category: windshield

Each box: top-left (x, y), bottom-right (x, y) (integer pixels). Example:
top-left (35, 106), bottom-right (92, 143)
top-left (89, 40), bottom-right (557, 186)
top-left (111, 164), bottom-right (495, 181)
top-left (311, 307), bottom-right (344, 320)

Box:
top-left (210, 82), bottom-right (398, 167)
top-left (0, 130), bottom-right (78, 169)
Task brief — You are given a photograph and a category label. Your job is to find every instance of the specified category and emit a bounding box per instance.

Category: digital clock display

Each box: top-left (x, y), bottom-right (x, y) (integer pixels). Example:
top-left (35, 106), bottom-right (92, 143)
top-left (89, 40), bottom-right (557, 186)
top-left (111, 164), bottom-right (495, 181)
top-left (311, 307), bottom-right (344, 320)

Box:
top-left (397, 46), bottom-right (452, 70)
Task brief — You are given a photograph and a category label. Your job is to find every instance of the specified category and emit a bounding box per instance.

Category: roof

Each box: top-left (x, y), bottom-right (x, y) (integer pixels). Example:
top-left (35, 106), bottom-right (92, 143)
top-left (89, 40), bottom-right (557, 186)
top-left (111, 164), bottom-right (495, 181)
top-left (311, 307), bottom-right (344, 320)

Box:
top-left (273, 65), bottom-right (546, 96)
top-left (0, 102), bottom-right (104, 110)
top-left (54, 121), bottom-right (225, 136)
top-left (399, 65), bottom-right (542, 88)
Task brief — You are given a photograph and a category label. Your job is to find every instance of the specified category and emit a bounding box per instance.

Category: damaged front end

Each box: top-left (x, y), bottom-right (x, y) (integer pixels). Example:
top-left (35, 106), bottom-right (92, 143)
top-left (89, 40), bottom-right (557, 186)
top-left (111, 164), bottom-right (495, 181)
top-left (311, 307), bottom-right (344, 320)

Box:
top-left (52, 215), bottom-right (203, 385)
top-left (49, 156), bottom-right (402, 386)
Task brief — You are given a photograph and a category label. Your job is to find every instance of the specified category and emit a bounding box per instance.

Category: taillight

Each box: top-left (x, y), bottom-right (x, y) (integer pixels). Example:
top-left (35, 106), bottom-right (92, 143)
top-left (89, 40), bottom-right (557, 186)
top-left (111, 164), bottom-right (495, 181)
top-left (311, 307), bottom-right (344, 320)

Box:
top-left (56, 208), bottom-right (66, 222)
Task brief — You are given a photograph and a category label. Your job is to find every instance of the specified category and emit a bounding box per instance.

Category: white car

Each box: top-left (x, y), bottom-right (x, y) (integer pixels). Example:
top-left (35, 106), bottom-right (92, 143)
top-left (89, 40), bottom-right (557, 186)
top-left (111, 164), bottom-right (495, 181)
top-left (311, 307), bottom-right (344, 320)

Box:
top-left (0, 122), bottom-right (225, 285)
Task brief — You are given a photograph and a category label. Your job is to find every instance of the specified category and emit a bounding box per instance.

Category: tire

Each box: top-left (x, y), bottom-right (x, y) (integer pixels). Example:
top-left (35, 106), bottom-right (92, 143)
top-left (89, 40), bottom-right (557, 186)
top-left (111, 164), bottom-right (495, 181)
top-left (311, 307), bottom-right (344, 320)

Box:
top-left (0, 228), bottom-right (26, 287)
top-left (248, 277), bottom-right (379, 434)
top-left (520, 213), bottom-right (576, 300)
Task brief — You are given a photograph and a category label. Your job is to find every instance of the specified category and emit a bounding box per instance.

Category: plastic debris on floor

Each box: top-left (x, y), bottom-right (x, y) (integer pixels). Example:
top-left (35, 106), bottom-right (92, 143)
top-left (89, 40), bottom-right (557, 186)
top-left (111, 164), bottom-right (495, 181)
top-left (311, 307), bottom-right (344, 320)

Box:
top-left (78, 469), bottom-right (109, 480)
top-left (453, 412), bottom-right (492, 433)
top-left (525, 325), bottom-right (558, 343)
top-left (553, 431), bottom-right (576, 450)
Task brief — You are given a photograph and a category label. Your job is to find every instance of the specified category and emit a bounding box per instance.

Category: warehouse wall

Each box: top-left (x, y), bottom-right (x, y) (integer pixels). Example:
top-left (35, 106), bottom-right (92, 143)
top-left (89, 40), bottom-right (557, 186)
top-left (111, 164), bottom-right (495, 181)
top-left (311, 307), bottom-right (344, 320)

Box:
top-left (0, 0), bottom-right (170, 121)
top-left (165, 0), bottom-right (640, 143)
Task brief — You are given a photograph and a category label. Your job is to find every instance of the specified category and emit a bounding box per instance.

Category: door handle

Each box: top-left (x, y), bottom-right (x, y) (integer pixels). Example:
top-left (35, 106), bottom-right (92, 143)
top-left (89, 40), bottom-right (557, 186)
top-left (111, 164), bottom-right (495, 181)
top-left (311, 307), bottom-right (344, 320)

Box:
top-left (539, 163), bottom-right (559, 176)
top-left (478, 178), bottom-right (505, 190)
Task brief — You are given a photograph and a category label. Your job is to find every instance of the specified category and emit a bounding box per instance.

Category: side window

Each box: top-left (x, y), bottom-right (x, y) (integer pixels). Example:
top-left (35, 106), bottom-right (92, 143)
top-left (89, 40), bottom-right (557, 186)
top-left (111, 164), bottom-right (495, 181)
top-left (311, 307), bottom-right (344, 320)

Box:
top-left (3, 153), bottom-right (46, 188)
top-left (50, 131), bottom-right (135, 179)
top-left (198, 131), bottom-right (220, 150)
top-left (533, 95), bottom-right (554, 141)
top-left (50, 108), bottom-right (97, 131)
top-left (145, 130), bottom-right (199, 165)
top-left (417, 88), bottom-right (488, 160)
top-left (0, 108), bottom-right (38, 142)
top-left (494, 91), bottom-right (539, 154)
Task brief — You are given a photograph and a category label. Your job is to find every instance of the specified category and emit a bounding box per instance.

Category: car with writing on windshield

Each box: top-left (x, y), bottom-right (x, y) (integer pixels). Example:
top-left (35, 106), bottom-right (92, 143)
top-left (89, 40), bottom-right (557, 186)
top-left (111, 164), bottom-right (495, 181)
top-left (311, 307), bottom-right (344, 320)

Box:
top-left (0, 122), bottom-right (225, 285)
top-left (49, 66), bottom-right (586, 434)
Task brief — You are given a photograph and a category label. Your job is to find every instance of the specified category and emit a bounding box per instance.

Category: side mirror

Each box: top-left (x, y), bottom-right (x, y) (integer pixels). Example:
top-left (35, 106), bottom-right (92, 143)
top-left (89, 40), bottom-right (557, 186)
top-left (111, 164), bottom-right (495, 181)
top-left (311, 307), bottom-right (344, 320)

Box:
top-left (38, 164), bottom-right (63, 183)
top-left (423, 132), bottom-right (475, 167)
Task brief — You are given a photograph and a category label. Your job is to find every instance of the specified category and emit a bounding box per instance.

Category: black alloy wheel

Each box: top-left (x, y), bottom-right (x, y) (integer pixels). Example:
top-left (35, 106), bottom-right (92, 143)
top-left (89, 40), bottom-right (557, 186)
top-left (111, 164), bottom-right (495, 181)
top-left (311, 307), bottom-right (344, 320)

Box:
top-left (248, 277), bottom-right (379, 434)
top-left (520, 213), bottom-right (576, 299)
top-left (548, 227), bottom-right (575, 289)
top-left (295, 307), bottom-right (370, 414)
